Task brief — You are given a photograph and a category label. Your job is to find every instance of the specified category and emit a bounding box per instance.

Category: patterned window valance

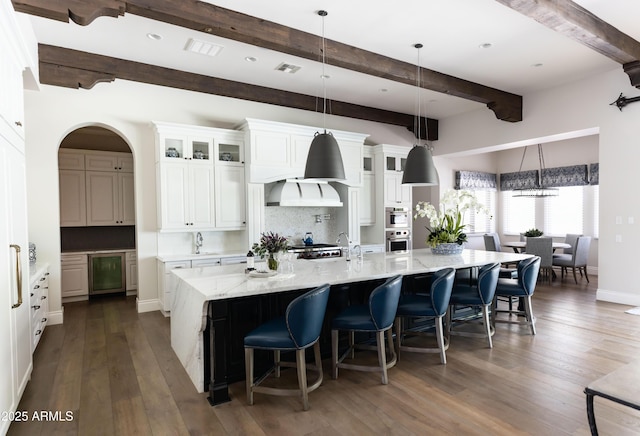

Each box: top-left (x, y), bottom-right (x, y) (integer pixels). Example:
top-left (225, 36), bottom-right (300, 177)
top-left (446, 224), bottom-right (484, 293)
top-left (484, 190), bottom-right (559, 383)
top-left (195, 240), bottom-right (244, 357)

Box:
top-left (455, 171), bottom-right (497, 190)
top-left (541, 164), bottom-right (588, 187)
top-left (589, 163), bottom-right (599, 185)
top-left (499, 170), bottom-right (538, 191)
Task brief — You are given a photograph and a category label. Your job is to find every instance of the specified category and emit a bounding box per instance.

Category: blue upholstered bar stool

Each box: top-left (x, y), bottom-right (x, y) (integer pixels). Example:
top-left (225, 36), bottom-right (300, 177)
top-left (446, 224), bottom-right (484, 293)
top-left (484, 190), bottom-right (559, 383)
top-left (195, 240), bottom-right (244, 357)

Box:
top-left (492, 256), bottom-right (541, 335)
top-left (244, 284), bottom-right (330, 411)
top-left (331, 275), bottom-right (403, 385)
top-left (447, 262), bottom-right (500, 348)
top-left (394, 268), bottom-right (456, 364)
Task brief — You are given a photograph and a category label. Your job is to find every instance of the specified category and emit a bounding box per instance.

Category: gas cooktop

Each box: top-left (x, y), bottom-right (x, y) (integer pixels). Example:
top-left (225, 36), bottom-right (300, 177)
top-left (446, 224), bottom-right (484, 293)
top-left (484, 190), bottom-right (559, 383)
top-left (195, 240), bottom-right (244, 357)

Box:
top-left (288, 243), bottom-right (342, 259)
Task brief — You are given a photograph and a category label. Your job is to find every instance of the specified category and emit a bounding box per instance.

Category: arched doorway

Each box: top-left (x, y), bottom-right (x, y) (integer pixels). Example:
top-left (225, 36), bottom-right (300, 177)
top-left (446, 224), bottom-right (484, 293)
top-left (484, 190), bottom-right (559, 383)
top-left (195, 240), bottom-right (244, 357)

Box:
top-left (58, 126), bottom-right (137, 302)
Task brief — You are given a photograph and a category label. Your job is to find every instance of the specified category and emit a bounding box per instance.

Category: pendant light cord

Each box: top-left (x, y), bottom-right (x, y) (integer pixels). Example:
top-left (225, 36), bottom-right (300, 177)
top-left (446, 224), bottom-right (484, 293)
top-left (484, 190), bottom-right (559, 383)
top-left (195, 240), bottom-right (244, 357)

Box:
top-left (320, 11), bottom-right (328, 133)
top-left (414, 43), bottom-right (423, 145)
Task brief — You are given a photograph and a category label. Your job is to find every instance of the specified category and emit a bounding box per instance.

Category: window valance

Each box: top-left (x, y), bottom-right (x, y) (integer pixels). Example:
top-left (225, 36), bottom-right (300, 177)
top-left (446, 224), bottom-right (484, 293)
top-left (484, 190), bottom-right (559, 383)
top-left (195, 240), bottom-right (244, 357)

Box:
top-left (499, 170), bottom-right (538, 191)
top-left (589, 163), bottom-right (599, 185)
top-left (541, 164), bottom-right (588, 187)
top-left (455, 170), bottom-right (497, 190)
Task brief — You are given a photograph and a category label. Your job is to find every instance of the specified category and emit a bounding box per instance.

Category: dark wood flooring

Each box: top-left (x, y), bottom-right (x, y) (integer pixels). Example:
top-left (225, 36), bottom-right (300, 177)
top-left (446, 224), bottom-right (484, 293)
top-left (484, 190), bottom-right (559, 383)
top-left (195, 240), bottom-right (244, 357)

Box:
top-left (8, 274), bottom-right (640, 435)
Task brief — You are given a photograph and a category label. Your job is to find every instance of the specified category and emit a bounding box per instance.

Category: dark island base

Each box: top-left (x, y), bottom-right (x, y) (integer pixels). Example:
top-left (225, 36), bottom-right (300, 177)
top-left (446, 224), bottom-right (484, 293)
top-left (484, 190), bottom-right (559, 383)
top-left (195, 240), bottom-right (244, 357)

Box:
top-left (204, 269), bottom-right (477, 406)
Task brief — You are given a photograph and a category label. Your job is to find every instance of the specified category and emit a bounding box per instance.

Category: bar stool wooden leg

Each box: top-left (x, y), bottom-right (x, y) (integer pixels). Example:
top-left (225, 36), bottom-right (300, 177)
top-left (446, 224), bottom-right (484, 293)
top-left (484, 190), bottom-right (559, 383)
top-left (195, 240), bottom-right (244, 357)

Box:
top-left (245, 348), bottom-right (254, 405)
top-left (274, 350), bottom-right (281, 377)
top-left (296, 348), bottom-right (309, 411)
top-left (376, 330), bottom-right (388, 385)
top-left (331, 329), bottom-right (339, 380)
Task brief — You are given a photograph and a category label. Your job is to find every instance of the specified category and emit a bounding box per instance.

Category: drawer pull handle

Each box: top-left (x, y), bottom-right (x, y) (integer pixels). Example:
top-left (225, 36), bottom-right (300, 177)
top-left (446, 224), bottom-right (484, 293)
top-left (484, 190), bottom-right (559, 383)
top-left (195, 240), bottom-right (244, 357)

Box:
top-left (42, 318), bottom-right (47, 322)
top-left (35, 330), bottom-right (41, 336)
top-left (32, 305), bottom-right (40, 310)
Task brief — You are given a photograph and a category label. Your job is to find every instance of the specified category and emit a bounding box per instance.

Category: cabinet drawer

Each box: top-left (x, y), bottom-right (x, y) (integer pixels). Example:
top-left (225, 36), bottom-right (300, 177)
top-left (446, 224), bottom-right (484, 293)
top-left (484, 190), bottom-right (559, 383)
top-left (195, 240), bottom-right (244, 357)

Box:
top-left (61, 253), bottom-right (88, 265)
top-left (164, 260), bottom-right (191, 271)
top-left (191, 258), bottom-right (221, 267)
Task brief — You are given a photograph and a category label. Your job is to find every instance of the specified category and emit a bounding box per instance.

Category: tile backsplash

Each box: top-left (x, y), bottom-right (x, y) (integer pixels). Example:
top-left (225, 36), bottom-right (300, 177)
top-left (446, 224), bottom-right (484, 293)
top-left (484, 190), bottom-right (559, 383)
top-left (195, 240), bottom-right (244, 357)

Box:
top-left (264, 206), bottom-right (340, 246)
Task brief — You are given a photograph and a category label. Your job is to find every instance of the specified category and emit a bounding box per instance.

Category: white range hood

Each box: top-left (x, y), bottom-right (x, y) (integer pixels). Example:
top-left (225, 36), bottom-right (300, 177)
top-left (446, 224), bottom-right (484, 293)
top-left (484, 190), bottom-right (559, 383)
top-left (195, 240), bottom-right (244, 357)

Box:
top-left (266, 179), bottom-right (343, 207)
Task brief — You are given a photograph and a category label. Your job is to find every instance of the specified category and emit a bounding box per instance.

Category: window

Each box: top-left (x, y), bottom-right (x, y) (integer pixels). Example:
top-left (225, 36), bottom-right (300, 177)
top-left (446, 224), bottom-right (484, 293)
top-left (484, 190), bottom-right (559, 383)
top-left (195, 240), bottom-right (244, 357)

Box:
top-left (543, 186), bottom-right (584, 236)
top-left (462, 190), bottom-right (496, 234)
top-left (502, 192), bottom-right (535, 234)
top-left (592, 185), bottom-right (599, 238)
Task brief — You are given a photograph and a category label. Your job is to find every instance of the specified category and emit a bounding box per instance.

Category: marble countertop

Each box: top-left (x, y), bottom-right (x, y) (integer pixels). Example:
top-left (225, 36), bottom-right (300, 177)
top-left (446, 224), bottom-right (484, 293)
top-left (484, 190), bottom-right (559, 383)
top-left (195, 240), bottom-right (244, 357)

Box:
top-left (172, 248), bottom-right (531, 301)
top-left (157, 251), bottom-right (245, 262)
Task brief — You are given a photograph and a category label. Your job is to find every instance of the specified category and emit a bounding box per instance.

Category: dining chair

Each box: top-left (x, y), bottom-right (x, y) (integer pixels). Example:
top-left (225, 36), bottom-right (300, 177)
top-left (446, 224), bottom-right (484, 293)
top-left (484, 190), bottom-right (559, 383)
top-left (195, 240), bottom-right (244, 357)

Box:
top-left (484, 233), bottom-right (518, 279)
top-left (244, 283), bottom-right (330, 411)
top-left (559, 233), bottom-right (582, 256)
top-left (394, 268), bottom-right (456, 364)
top-left (331, 275), bottom-right (403, 385)
top-left (552, 236), bottom-right (591, 284)
top-left (525, 237), bottom-right (553, 284)
top-left (447, 262), bottom-right (500, 348)
top-left (492, 256), bottom-right (541, 335)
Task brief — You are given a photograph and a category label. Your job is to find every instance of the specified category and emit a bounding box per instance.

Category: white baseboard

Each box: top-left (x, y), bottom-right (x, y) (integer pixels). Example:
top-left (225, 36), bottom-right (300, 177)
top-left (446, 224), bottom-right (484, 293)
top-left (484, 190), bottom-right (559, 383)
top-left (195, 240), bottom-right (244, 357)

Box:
top-left (137, 298), bottom-right (161, 313)
top-left (48, 308), bottom-right (64, 325)
top-left (596, 288), bottom-right (640, 306)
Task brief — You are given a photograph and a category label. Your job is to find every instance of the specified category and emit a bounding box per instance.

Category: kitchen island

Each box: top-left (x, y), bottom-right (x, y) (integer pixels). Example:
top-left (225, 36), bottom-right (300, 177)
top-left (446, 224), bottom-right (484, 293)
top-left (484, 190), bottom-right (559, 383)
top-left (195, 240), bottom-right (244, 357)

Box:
top-left (171, 248), bottom-right (530, 405)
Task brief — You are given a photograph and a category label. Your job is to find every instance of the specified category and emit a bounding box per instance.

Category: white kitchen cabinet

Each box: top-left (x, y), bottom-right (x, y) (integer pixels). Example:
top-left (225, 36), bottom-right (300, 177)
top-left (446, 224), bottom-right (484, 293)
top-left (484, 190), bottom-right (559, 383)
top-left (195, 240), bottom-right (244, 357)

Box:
top-left (125, 251), bottom-right (137, 291)
top-left (58, 150), bottom-right (86, 170)
top-left (360, 148), bottom-right (376, 226)
top-left (215, 165), bottom-right (246, 229)
top-left (61, 253), bottom-right (89, 299)
top-left (29, 264), bottom-right (49, 351)
top-left (241, 118), bottom-right (367, 185)
top-left (86, 170), bottom-right (135, 225)
top-left (59, 169), bottom-right (87, 226)
top-left (384, 172), bottom-right (412, 206)
top-left (158, 161), bottom-right (215, 230)
top-left (85, 152), bottom-right (133, 172)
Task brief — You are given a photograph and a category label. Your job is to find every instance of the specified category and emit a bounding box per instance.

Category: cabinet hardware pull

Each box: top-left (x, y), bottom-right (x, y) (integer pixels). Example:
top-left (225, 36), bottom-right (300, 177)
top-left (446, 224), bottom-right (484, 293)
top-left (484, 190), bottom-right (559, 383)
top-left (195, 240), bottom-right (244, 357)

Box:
top-left (41, 296), bottom-right (47, 300)
top-left (40, 277), bottom-right (46, 281)
top-left (35, 330), bottom-right (41, 335)
top-left (15, 121), bottom-right (22, 127)
top-left (32, 305), bottom-right (40, 310)
top-left (42, 318), bottom-right (47, 322)
top-left (34, 285), bottom-right (40, 289)
top-left (10, 244), bottom-right (22, 308)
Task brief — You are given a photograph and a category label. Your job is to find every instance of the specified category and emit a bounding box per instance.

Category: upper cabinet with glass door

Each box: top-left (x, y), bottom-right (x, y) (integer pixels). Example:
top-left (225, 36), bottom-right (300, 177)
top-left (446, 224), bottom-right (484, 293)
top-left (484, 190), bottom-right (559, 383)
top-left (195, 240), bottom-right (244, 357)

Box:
top-left (214, 130), bottom-right (244, 166)
top-left (385, 154), bottom-right (407, 172)
top-left (154, 121), bottom-right (213, 163)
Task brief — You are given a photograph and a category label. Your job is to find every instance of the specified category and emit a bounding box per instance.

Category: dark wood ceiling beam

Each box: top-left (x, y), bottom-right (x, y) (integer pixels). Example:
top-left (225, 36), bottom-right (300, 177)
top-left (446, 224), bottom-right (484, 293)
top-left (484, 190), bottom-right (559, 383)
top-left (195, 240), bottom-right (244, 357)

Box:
top-left (495, 0), bottom-right (640, 87)
top-left (13, 0), bottom-right (522, 122)
top-left (38, 44), bottom-right (439, 140)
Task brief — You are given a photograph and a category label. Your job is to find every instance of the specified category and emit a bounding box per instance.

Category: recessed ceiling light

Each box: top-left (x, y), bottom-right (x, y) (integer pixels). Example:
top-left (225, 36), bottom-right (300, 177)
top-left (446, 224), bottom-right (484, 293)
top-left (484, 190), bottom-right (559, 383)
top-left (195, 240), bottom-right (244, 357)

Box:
top-left (532, 63), bottom-right (544, 67)
top-left (184, 38), bottom-right (224, 57)
top-left (320, 74), bottom-right (330, 79)
top-left (479, 43), bottom-right (492, 49)
top-left (379, 88), bottom-right (388, 92)
top-left (147, 33), bottom-right (162, 41)
top-left (245, 56), bottom-right (257, 63)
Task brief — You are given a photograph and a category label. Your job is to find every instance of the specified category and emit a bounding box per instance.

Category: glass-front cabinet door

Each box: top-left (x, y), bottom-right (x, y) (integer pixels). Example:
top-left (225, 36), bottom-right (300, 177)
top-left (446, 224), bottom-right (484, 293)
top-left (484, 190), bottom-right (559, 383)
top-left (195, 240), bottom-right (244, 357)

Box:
top-left (160, 134), bottom-right (212, 162)
top-left (386, 155), bottom-right (406, 172)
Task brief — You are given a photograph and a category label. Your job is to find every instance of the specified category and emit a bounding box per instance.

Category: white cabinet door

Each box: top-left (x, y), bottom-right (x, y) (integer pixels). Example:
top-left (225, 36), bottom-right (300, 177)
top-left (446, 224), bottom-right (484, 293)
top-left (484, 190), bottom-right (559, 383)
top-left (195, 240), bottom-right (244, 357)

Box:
top-left (58, 150), bottom-right (85, 170)
top-left (0, 139), bottom-right (31, 430)
top-left (86, 171), bottom-right (119, 225)
top-left (360, 173), bottom-right (375, 225)
top-left (159, 163), bottom-right (189, 230)
top-left (215, 165), bottom-right (246, 228)
top-left (384, 173), bottom-right (411, 206)
top-left (126, 252), bottom-right (137, 291)
top-left (188, 165), bottom-right (215, 229)
top-left (119, 172), bottom-right (136, 225)
top-left (85, 153), bottom-right (119, 172)
top-left (61, 254), bottom-right (89, 298)
top-left (59, 169), bottom-right (87, 227)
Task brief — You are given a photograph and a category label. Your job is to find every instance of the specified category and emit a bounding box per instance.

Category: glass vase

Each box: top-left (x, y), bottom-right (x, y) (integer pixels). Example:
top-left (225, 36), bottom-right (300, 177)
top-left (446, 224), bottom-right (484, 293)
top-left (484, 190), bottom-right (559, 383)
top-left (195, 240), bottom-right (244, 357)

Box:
top-left (267, 252), bottom-right (279, 271)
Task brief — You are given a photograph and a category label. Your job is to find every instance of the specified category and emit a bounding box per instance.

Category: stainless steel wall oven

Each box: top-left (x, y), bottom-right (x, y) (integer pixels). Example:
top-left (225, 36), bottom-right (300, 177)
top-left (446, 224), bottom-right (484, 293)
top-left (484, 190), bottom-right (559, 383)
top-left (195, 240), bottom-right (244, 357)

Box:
top-left (386, 229), bottom-right (412, 253)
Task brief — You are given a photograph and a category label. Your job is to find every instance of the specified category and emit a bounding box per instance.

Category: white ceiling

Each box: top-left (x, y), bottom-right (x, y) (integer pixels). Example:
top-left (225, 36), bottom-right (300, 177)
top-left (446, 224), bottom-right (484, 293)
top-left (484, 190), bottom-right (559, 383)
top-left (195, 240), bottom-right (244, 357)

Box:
top-left (23, 0), bottom-right (640, 120)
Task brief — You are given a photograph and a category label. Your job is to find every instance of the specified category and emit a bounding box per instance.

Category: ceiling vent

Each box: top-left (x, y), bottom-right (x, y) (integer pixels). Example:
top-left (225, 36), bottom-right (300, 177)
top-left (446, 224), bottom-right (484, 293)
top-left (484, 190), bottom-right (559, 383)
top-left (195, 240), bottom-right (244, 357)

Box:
top-left (275, 62), bottom-right (302, 74)
top-left (184, 38), bottom-right (223, 57)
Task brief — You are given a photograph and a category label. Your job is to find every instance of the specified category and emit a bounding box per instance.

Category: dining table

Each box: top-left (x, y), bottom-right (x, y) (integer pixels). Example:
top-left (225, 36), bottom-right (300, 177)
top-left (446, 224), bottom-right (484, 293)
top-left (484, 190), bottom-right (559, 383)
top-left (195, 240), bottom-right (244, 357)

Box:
top-left (503, 241), bottom-right (571, 253)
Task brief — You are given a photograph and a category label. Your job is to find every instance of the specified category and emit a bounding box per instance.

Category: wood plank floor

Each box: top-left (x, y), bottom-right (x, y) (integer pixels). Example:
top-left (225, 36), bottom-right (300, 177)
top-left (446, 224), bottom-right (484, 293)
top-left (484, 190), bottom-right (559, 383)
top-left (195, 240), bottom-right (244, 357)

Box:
top-left (9, 275), bottom-right (640, 435)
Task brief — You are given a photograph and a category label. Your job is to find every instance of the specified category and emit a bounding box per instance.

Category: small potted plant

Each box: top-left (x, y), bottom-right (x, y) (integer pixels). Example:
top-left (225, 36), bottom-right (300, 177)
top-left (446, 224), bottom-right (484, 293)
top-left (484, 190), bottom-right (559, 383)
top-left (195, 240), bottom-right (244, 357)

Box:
top-left (523, 228), bottom-right (544, 238)
top-left (251, 231), bottom-right (290, 271)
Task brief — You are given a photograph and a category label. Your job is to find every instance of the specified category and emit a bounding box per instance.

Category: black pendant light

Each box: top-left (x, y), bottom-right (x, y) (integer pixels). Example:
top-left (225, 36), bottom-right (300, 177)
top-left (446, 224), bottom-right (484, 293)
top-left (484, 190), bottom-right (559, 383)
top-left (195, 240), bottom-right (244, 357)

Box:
top-left (402, 43), bottom-right (439, 186)
top-left (304, 10), bottom-right (345, 181)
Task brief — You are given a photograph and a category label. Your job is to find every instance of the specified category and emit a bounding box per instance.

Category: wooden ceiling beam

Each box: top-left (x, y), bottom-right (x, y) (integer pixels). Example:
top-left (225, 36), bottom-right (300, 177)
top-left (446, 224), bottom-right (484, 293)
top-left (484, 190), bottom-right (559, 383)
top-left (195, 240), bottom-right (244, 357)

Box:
top-left (495, 0), bottom-right (640, 87)
top-left (13, 0), bottom-right (522, 122)
top-left (38, 44), bottom-right (439, 140)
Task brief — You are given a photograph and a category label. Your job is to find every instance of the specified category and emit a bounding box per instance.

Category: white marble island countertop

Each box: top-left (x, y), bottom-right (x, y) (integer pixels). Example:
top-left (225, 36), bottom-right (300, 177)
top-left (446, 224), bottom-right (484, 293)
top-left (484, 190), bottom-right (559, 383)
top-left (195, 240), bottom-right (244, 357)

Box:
top-left (170, 248), bottom-right (531, 394)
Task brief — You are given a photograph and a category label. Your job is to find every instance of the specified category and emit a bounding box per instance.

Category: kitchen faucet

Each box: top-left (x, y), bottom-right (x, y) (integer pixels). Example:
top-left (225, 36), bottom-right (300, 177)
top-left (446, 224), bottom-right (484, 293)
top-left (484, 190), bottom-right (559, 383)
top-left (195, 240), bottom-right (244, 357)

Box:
top-left (195, 232), bottom-right (203, 254)
top-left (337, 231), bottom-right (351, 261)
top-left (352, 244), bottom-right (363, 261)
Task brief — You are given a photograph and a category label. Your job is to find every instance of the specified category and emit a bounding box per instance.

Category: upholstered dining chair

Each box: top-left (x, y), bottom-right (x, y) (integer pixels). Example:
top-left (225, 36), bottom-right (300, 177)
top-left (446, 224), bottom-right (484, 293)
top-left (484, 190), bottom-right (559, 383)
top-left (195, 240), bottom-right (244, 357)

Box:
top-left (244, 283), bottom-right (330, 411)
top-left (331, 275), bottom-right (402, 385)
top-left (525, 237), bottom-right (553, 284)
top-left (552, 236), bottom-right (592, 284)
top-left (394, 268), bottom-right (456, 364)
top-left (447, 262), bottom-right (500, 348)
top-left (484, 233), bottom-right (518, 279)
top-left (492, 256), bottom-right (541, 335)
top-left (562, 233), bottom-right (582, 256)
